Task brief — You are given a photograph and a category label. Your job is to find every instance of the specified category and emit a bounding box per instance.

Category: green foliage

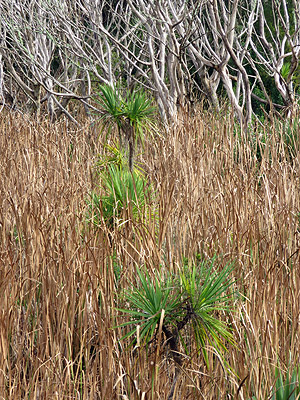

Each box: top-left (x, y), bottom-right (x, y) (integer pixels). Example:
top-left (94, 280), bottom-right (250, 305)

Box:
top-left (271, 366), bottom-right (300, 400)
top-left (250, 366), bottom-right (300, 400)
top-left (282, 118), bottom-right (300, 160)
top-left (96, 85), bottom-right (124, 139)
top-left (87, 85), bottom-right (157, 230)
top-left (95, 84), bottom-right (157, 170)
top-left (281, 62), bottom-right (300, 92)
top-left (118, 267), bottom-right (182, 344)
top-left (95, 142), bottom-right (144, 175)
top-left (87, 165), bottom-right (152, 228)
top-left (180, 259), bottom-right (236, 364)
top-left (117, 257), bottom-right (236, 368)
top-left (281, 63), bottom-right (291, 81)
top-left (101, 165), bottom-right (149, 223)
top-left (123, 88), bottom-right (157, 146)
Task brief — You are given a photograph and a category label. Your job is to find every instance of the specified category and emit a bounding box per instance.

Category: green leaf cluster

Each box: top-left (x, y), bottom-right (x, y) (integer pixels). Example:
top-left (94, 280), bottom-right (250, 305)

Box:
top-left (118, 267), bottom-right (181, 345)
top-left (96, 84), bottom-right (157, 156)
top-left (87, 164), bottom-right (153, 228)
top-left (271, 366), bottom-right (300, 400)
top-left (117, 257), bottom-right (236, 368)
top-left (180, 259), bottom-right (235, 364)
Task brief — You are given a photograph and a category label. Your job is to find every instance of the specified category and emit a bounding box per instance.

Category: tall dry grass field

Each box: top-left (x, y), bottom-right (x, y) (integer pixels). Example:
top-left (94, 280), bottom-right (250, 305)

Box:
top-left (0, 109), bottom-right (300, 399)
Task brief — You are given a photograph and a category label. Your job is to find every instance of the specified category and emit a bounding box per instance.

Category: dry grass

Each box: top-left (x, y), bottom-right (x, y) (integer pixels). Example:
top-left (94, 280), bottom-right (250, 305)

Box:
top-left (0, 108), bottom-right (300, 399)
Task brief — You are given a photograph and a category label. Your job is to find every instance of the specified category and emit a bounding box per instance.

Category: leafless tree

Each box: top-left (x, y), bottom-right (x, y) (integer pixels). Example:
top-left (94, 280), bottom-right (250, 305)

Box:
top-left (0, 0), bottom-right (73, 120)
top-left (0, 0), bottom-right (299, 126)
top-left (119, 0), bottom-right (259, 126)
top-left (250, 0), bottom-right (300, 115)
top-left (0, 0), bottom-right (103, 121)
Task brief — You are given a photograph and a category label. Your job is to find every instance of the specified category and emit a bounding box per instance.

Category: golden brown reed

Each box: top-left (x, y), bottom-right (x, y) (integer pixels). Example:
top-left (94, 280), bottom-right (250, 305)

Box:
top-left (0, 108), bottom-right (299, 399)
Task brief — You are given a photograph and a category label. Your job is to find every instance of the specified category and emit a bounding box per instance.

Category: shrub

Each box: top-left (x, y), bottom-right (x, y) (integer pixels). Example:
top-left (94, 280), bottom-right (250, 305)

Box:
top-left (117, 257), bottom-right (236, 368)
top-left (96, 84), bottom-right (157, 170)
top-left (87, 165), bottom-right (153, 229)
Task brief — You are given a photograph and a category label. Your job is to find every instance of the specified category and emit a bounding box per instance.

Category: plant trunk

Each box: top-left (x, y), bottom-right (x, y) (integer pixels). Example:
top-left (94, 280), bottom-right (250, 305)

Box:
top-left (127, 124), bottom-right (134, 171)
top-left (162, 307), bottom-right (193, 399)
top-left (162, 325), bottom-right (182, 400)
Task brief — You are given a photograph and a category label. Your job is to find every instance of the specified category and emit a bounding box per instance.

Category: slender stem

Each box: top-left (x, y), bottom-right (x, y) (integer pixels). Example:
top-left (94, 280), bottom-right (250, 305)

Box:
top-left (127, 125), bottom-right (134, 171)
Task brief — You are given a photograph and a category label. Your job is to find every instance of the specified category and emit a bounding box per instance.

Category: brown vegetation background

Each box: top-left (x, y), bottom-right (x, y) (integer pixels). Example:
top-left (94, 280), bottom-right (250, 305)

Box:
top-left (0, 109), bottom-right (300, 399)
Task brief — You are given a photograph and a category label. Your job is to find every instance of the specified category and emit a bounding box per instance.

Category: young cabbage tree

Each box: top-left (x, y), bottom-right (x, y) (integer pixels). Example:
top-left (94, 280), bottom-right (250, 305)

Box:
top-left (96, 84), bottom-right (156, 170)
top-left (87, 164), bottom-right (153, 229)
top-left (118, 257), bottom-right (236, 368)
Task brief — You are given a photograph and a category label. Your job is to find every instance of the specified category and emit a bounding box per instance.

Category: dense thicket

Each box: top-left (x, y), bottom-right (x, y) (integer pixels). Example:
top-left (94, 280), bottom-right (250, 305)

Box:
top-left (0, 0), bottom-right (300, 126)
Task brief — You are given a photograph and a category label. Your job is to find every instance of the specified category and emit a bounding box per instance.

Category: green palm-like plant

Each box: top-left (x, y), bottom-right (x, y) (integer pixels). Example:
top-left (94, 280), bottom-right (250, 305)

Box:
top-left (95, 142), bottom-right (128, 172)
top-left (96, 84), bottom-right (157, 170)
top-left (124, 89), bottom-right (157, 144)
top-left (124, 89), bottom-right (157, 170)
top-left (87, 165), bottom-right (153, 229)
top-left (117, 258), bottom-right (235, 369)
top-left (118, 267), bottom-right (182, 345)
top-left (180, 258), bottom-right (235, 365)
top-left (96, 85), bottom-right (124, 144)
